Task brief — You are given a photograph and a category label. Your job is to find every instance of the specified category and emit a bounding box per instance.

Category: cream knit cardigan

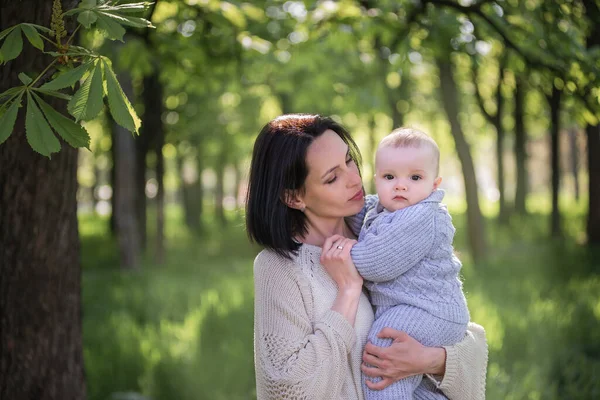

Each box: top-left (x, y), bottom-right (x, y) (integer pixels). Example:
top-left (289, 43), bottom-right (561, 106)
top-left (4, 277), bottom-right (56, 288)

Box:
top-left (254, 244), bottom-right (488, 400)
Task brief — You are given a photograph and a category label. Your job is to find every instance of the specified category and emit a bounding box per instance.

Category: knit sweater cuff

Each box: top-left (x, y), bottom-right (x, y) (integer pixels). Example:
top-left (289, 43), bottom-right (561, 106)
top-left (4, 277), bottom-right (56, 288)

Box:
top-left (318, 310), bottom-right (356, 353)
top-left (438, 344), bottom-right (459, 391)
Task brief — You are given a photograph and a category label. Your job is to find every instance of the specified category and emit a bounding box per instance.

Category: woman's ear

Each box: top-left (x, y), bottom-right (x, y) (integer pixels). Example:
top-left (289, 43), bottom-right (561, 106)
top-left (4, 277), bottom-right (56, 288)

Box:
top-left (281, 190), bottom-right (306, 212)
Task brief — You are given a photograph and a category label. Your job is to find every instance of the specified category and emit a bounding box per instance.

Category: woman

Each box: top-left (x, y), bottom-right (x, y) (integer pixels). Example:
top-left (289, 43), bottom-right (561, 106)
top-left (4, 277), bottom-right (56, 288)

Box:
top-left (246, 114), bottom-right (487, 399)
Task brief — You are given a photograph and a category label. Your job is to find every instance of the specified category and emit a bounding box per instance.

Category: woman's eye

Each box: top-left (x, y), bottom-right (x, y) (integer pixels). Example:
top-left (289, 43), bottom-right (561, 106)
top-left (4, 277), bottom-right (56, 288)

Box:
top-left (326, 176), bottom-right (337, 184)
top-left (346, 158), bottom-right (353, 165)
top-left (411, 175), bottom-right (422, 181)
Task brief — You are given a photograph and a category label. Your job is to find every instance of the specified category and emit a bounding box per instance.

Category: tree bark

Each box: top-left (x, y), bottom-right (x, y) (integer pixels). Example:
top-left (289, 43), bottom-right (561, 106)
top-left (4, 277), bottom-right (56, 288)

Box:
top-left (514, 75), bottom-right (528, 215)
top-left (583, 0), bottom-right (600, 246)
top-left (547, 86), bottom-right (562, 238)
top-left (587, 123), bottom-right (600, 245)
top-left (0, 1), bottom-right (86, 399)
top-left (215, 143), bottom-right (227, 226)
top-left (112, 108), bottom-right (141, 269)
top-left (154, 120), bottom-right (165, 264)
top-left (110, 125), bottom-right (118, 234)
top-left (436, 58), bottom-right (487, 262)
top-left (178, 152), bottom-right (202, 233)
top-left (569, 128), bottom-right (580, 202)
top-left (367, 114), bottom-right (377, 195)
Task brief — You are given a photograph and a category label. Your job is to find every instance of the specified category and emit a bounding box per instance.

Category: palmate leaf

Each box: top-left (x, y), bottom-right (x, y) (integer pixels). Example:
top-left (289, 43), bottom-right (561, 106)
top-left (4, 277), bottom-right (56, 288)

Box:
top-left (97, 2), bottom-right (153, 14)
top-left (18, 72), bottom-right (32, 85)
top-left (99, 11), bottom-right (154, 28)
top-left (103, 59), bottom-right (140, 134)
top-left (33, 92), bottom-right (90, 150)
top-left (0, 26), bottom-right (23, 63)
top-left (78, 10), bottom-right (98, 29)
top-left (40, 62), bottom-right (92, 91)
top-left (21, 24), bottom-right (44, 51)
top-left (68, 60), bottom-right (104, 121)
top-left (0, 93), bottom-right (23, 145)
top-left (33, 88), bottom-right (72, 101)
top-left (0, 86), bottom-right (24, 102)
top-left (25, 92), bottom-right (61, 157)
top-left (95, 13), bottom-right (126, 41)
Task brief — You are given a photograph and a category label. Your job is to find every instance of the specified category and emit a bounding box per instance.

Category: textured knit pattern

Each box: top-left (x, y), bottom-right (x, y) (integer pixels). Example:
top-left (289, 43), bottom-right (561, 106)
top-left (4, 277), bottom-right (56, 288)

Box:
top-left (364, 305), bottom-right (466, 400)
top-left (253, 243), bottom-right (488, 400)
top-left (351, 190), bottom-right (470, 325)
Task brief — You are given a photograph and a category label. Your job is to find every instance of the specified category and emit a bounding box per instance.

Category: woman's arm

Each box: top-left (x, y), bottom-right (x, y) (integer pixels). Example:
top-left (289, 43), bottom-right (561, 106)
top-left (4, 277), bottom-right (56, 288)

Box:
top-left (361, 323), bottom-right (488, 400)
top-left (254, 251), bottom-right (360, 399)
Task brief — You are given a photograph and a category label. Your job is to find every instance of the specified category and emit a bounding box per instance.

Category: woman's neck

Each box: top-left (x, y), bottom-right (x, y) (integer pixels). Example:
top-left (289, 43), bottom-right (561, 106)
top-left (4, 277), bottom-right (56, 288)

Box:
top-left (297, 216), bottom-right (355, 247)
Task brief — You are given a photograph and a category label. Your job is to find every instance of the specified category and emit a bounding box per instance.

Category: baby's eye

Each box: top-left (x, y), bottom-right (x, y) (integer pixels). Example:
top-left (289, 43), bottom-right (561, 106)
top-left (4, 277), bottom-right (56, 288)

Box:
top-left (410, 175), bottom-right (422, 181)
top-left (383, 174), bottom-right (394, 180)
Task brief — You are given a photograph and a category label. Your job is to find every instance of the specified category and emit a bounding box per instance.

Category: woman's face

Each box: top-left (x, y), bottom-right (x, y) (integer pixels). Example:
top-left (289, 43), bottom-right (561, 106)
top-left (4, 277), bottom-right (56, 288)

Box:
top-left (297, 129), bottom-right (365, 218)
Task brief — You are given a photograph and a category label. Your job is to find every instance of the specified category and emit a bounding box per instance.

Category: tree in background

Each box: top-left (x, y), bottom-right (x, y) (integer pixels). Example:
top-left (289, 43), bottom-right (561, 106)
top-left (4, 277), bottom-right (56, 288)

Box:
top-left (0, 0), bottom-right (152, 396)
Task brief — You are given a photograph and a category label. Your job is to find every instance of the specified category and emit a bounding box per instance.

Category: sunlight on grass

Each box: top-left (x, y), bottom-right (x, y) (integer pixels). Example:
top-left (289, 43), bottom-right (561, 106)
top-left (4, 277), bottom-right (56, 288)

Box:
top-left (80, 202), bottom-right (599, 400)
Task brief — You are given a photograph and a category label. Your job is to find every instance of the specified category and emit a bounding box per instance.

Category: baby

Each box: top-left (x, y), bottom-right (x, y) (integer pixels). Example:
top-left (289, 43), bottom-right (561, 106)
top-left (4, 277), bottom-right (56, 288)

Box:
top-left (350, 128), bottom-right (470, 399)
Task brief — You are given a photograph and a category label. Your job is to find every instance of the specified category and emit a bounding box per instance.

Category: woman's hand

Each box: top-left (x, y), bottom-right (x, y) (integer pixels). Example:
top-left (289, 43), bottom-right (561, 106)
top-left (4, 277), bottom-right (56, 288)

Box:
top-left (361, 328), bottom-right (446, 390)
top-left (320, 234), bottom-right (362, 291)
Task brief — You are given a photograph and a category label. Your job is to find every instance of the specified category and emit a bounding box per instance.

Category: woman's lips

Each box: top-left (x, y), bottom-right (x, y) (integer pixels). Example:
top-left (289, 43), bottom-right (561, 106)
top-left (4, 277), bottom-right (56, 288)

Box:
top-left (350, 189), bottom-right (364, 201)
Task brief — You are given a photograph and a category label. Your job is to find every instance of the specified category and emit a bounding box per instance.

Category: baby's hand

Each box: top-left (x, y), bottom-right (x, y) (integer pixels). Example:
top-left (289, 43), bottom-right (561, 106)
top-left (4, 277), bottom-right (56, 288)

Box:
top-left (320, 235), bottom-right (362, 290)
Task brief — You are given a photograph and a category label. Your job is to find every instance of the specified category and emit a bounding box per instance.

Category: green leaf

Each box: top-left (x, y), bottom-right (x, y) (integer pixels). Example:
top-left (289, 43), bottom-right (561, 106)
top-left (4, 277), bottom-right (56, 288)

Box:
top-left (21, 24), bottom-right (44, 51)
top-left (103, 59), bottom-right (140, 134)
top-left (40, 62), bottom-right (92, 91)
top-left (18, 72), bottom-right (32, 85)
top-left (33, 92), bottom-right (90, 149)
top-left (78, 10), bottom-right (98, 29)
top-left (95, 13), bottom-right (126, 41)
top-left (99, 12), bottom-right (154, 28)
top-left (33, 88), bottom-right (72, 101)
top-left (0, 93), bottom-right (23, 145)
top-left (22, 23), bottom-right (52, 34)
top-left (80, 0), bottom-right (97, 8)
top-left (0, 26), bottom-right (17, 42)
top-left (97, 2), bottom-right (152, 14)
top-left (0, 86), bottom-right (24, 101)
top-left (25, 92), bottom-right (61, 157)
top-left (68, 60), bottom-right (104, 121)
top-left (0, 27), bottom-right (23, 63)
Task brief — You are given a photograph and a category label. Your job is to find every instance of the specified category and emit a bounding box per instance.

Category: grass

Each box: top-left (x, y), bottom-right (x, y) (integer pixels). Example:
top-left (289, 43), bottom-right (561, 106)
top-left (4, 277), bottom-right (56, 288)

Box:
top-left (80, 200), bottom-right (599, 400)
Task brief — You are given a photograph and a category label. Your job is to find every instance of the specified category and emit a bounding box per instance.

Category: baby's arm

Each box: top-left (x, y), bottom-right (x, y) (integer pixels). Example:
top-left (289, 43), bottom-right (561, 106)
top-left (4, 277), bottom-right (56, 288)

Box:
top-left (351, 203), bottom-right (436, 282)
top-left (345, 194), bottom-right (378, 237)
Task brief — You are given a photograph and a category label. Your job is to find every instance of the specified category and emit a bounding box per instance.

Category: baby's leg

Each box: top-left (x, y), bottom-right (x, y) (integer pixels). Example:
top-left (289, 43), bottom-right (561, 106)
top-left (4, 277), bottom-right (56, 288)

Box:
top-left (414, 378), bottom-right (448, 400)
top-left (363, 307), bottom-right (422, 400)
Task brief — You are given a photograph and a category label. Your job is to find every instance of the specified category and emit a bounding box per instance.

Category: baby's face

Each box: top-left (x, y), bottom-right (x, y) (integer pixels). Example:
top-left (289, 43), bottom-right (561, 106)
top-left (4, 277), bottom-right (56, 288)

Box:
top-left (374, 145), bottom-right (441, 212)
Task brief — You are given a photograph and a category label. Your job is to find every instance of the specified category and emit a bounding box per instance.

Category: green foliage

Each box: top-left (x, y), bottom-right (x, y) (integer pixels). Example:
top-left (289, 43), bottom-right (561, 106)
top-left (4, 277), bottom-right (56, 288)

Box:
top-left (25, 91), bottom-right (61, 157)
top-left (0, 1), bottom-right (153, 156)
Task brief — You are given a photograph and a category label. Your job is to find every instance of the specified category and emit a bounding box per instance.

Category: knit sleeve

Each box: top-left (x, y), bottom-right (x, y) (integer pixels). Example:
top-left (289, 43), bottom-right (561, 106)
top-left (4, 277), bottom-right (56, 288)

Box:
top-left (253, 252), bottom-right (356, 399)
top-left (345, 194), bottom-right (379, 237)
top-left (426, 322), bottom-right (488, 400)
top-left (350, 203), bottom-right (436, 282)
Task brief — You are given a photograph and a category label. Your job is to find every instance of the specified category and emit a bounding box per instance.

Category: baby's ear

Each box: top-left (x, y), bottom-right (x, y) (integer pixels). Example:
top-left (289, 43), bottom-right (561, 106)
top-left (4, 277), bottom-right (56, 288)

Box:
top-left (433, 177), bottom-right (442, 190)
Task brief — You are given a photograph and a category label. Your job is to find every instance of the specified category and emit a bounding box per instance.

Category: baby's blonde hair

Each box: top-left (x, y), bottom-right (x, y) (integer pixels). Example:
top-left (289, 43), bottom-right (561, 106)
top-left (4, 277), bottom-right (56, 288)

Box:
top-left (378, 127), bottom-right (440, 176)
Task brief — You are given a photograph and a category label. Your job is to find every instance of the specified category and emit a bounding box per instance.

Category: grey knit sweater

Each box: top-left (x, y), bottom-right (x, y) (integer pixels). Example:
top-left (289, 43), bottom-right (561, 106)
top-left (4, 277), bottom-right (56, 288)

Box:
top-left (350, 190), bottom-right (470, 324)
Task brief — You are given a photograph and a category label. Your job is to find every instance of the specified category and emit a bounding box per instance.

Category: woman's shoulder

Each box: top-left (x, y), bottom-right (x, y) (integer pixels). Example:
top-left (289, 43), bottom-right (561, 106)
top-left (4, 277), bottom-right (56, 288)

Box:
top-left (253, 248), bottom-right (304, 282)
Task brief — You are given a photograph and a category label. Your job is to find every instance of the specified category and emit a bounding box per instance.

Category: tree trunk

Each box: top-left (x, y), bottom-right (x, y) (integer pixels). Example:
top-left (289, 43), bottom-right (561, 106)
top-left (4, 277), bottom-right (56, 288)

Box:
top-left (112, 111), bottom-right (141, 270)
top-left (178, 152), bottom-right (202, 233)
top-left (584, 0), bottom-right (600, 247)
top-left (514, 76), bottom-right (528, 215)
top-left (110, 125), bottom-right (118, 234)
top-left (367, 114), bottom-right (377, 195)
top-left (154, 123), bottom-right (165, 264)
top-left (569, 128), bottom-right (580, 202)
top-left (436, 58), bottom-right (487, 262)
top-left (547, 86), bottom-right (562, 238)
top-left (215, 144), bottom-right (227, 226)
top-left (587, 123), bottom-right (600, 245)
top-left (0, 1), bottom-right (86, 399)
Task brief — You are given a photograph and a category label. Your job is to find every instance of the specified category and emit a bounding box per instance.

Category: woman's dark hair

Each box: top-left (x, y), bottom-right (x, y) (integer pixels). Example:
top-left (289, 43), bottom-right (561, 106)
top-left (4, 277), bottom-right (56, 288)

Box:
top-left (245, 114), bottom-right (362, 259)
